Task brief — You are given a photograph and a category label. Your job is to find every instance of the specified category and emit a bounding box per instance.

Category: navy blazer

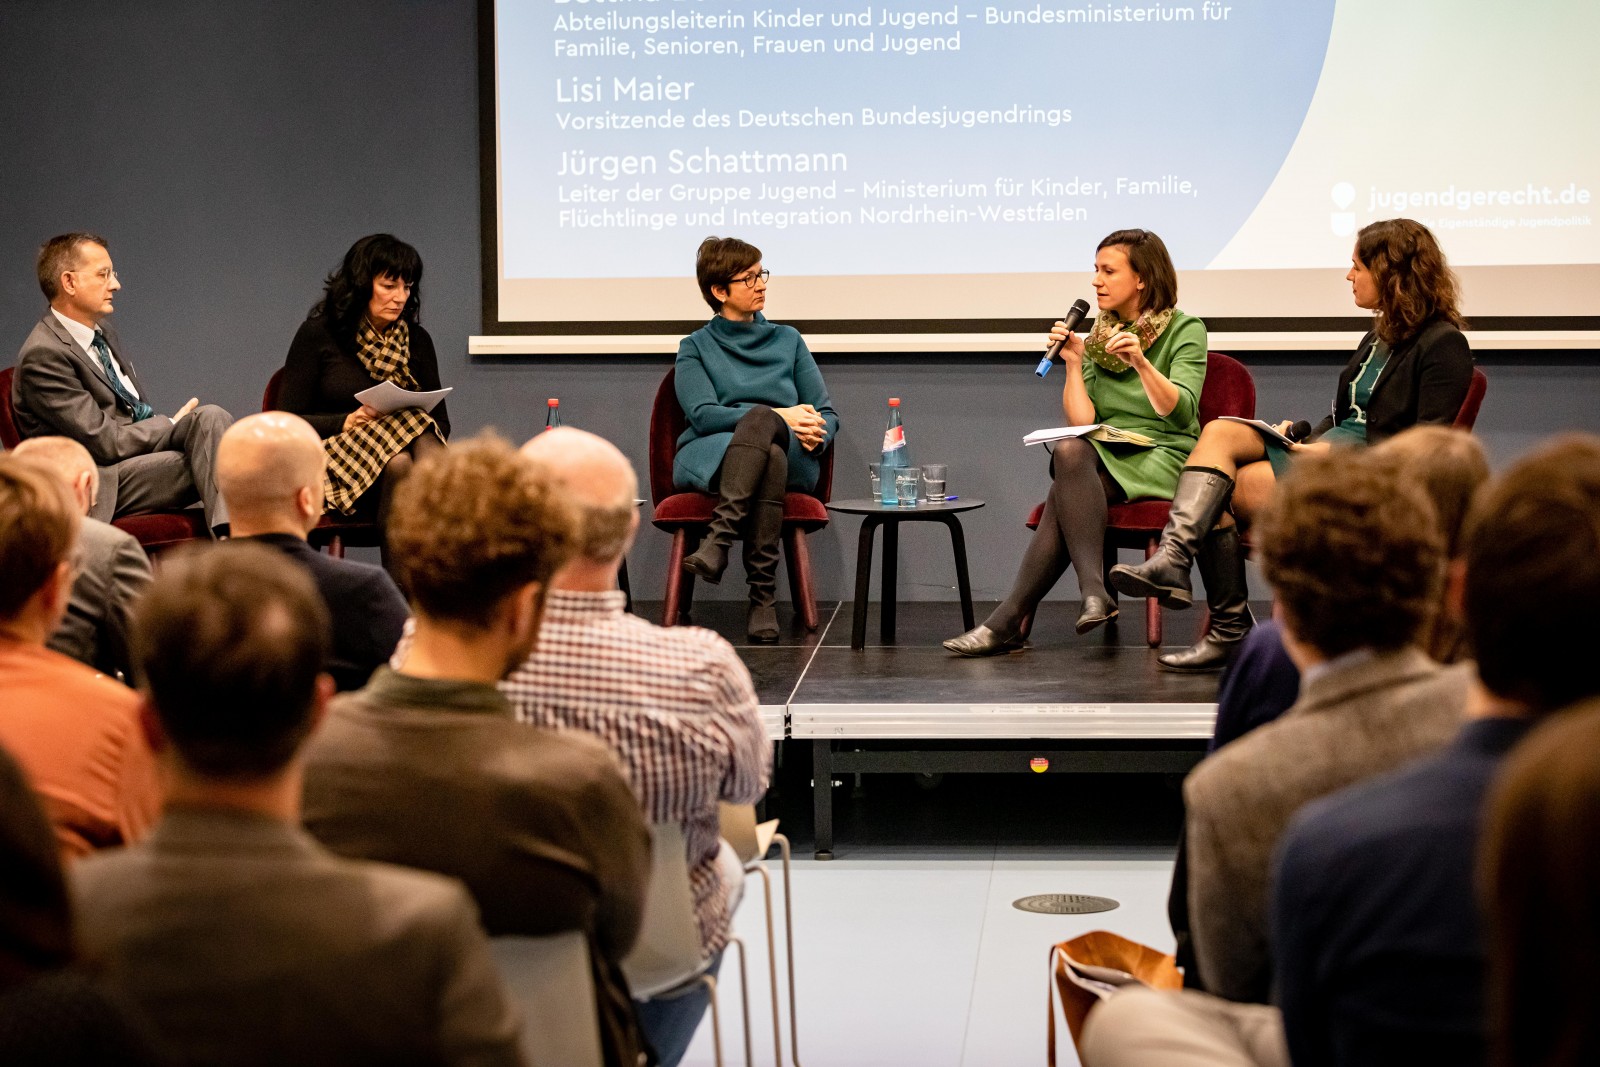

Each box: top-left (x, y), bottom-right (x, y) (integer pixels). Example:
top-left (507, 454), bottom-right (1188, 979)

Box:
top-left (1312, 318), bottom-right (1473, 444)
top-left (1273, 717), bottom-right (1534, 1067)
top-left (237, 534), bottom-right (408, 692)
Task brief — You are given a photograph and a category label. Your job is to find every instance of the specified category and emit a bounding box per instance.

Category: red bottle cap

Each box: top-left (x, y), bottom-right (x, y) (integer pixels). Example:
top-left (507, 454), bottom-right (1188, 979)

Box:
top-left (888, 397), bottom-right (900, 406)
top-left (547, 398), bottom-right (559, 407)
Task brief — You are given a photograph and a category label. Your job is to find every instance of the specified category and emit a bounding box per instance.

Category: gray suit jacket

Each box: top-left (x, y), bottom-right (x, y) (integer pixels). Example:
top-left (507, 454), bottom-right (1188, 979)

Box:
top-left (12, 313), bottom-right (176, 465)
top-left (1184, 648), bottom-right (1469, 1003)
top-left (72, 808), bottom-right (526, 1067)
top-left (47, 517), bottom-right (151, 681)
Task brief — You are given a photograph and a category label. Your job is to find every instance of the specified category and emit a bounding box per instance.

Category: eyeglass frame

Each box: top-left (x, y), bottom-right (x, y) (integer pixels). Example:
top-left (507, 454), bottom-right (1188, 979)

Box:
top-left (70, 267), bottom-right (119, 284)
top-left (724, 268), bottom-right (770, 289)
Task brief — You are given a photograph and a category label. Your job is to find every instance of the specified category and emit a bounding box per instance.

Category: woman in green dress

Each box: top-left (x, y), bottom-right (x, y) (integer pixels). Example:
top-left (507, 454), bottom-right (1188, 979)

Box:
top-left (945, 229), bottom-right (1207, 656)
top-left (1110, 218), bottom-right (1474, 673)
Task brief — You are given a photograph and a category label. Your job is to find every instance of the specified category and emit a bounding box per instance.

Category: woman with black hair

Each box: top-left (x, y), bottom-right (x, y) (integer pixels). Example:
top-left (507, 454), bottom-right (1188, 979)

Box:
top-left (277, 234), bottom-right (449, 561)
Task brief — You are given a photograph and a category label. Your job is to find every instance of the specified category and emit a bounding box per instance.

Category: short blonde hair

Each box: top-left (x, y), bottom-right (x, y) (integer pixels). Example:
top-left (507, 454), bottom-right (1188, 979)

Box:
top-left (12, 436), bottom-right (99, 501)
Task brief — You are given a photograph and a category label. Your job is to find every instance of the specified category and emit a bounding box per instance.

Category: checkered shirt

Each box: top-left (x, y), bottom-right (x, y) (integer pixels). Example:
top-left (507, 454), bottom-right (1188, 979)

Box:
top-left (500, 589), bottom-right (771, 956)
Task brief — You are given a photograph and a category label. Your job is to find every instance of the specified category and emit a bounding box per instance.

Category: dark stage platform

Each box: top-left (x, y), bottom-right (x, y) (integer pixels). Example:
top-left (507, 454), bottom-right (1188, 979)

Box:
top-left (636, 598), bottom-right (1249, 858)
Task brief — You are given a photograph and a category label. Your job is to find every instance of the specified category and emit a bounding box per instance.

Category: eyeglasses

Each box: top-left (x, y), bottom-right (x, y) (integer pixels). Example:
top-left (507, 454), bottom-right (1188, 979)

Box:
top-left (726, 268), bottom-right (770, 288)
top-left (72, 267), bottom-right (118, 284)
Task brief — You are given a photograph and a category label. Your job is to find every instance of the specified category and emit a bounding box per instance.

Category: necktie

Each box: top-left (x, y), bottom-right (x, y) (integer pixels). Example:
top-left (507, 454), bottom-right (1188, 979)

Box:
top-left (91, 331), bottom-right (153, 422)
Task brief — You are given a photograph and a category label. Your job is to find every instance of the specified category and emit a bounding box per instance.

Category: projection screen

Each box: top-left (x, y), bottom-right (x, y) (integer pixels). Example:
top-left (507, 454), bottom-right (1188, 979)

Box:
top-left (477, 0), bottom-right (1600, 352)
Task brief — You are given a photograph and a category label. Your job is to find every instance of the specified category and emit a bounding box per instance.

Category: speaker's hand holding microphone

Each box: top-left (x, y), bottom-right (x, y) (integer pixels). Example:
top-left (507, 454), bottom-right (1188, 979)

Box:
top-left (1035, 299), bottom-right (1093, 377)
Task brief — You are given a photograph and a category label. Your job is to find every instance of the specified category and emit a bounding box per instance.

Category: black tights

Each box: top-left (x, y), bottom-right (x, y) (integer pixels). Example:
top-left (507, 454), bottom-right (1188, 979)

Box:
top-left (376, 433), bottom-right (446, 569)
top-left (985, 438), bottom-right (1123, 634)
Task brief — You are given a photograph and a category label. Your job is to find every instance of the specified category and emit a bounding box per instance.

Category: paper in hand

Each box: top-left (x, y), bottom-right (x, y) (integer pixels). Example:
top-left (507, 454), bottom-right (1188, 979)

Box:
top-left (354, 381), bottom-right (452, 415)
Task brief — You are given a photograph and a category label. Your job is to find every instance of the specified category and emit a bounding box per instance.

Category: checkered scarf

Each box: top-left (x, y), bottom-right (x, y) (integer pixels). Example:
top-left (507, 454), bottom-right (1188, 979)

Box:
top-left (322, 318), bottom-right (444, 515)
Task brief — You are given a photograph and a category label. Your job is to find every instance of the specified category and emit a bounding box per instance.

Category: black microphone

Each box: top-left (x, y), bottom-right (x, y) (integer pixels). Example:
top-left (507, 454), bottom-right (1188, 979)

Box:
top-left (1286, 420), bottom-right (1312, 443)
top-left (1035, 299), bottom-right (1094, 377)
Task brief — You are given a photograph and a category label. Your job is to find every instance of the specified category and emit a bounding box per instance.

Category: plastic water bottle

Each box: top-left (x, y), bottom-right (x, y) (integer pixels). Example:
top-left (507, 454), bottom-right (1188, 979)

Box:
top-left (880, 397), bottom-right (909, 505)
top-left (544, 398), bottom-right (562, 431)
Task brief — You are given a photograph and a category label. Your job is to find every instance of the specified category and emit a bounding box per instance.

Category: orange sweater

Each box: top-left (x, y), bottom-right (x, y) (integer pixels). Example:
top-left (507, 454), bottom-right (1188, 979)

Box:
top-left (0, 639), bottom-right (161, 861)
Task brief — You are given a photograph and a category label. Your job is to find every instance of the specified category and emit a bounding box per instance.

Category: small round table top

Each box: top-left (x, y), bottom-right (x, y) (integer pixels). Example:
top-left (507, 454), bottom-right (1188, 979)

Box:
top-left (827, 498), bottom-right (985, 516)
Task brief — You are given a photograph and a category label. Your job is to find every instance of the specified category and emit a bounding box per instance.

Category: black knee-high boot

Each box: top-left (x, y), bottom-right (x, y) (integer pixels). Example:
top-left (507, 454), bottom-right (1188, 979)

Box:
top-left (1109, 466), bottom-right (1234, 609)
top-left (683, 408), bottom-right (788, 583)
top-left (743, 443), bottom-right (788, 642)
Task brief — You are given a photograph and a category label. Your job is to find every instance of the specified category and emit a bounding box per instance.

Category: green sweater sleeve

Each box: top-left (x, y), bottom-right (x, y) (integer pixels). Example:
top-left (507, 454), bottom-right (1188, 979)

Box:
top-left (1161, 315), bottom-right (1208, 429)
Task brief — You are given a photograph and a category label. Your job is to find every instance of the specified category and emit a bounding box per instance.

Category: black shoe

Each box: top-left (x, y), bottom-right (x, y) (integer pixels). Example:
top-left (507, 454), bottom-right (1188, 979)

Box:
top-left (1075, 595), bottom-right (1120, 635)
top-left (942, 625), bottom-right (1026, 657)
top-left (747, 603), bottom-right (780, 643)
top-left (1157, 634), bottom-right (1243, 673)
top-left (1157, 525), bottom-right (1252, 673)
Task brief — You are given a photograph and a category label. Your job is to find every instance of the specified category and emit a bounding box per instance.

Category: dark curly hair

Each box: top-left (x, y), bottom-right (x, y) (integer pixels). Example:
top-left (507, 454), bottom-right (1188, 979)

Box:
top-left (1256, 450), bottom-right (1445, 658)
top-left (1355, 219), bottom-right (1466, 347)
top-left (310, 234), bottom-right (423, 348)
top-left (387, 433), bottom-right (575, 628)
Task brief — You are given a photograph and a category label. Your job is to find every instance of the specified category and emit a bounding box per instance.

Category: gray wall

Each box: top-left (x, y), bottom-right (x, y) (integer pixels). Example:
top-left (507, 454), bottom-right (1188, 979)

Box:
top-left (5, 1), bottom-right (1597, 604)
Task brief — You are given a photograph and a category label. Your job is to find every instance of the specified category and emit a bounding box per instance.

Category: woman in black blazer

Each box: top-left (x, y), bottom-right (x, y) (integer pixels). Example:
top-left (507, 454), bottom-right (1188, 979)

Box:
top-left (278, 235), bottom-right (449, 567)
top-left (1109, 218), bottom-right (1474, 672)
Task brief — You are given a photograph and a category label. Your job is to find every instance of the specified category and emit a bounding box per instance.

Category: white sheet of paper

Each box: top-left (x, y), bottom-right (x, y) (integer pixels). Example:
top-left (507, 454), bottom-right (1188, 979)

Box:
top-left (354, 381), bottom-right (452, 415)
top-left (1023, 424), bottom-right (1105, 447)
top-left (1216, 416), bottom-right (1296, 449)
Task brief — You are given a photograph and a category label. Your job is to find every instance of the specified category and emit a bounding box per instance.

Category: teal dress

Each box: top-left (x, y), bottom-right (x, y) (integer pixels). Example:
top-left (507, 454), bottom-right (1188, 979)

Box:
top-left (673, 314), bottom-right (839, 493)
top-left (1077, 311), bottom-right (1208, 500)
top-left (1266, 339), bottom-right (1387, 477)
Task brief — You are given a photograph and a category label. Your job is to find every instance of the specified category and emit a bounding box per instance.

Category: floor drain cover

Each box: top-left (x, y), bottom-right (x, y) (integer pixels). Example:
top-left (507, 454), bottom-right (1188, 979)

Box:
top-left (1012, 893), bottom-right (1120, 915)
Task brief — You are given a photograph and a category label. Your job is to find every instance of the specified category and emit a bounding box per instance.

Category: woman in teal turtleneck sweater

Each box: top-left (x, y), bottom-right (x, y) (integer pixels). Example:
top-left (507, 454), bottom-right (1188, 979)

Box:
top-left (674, 237), bottom-right (838, 642)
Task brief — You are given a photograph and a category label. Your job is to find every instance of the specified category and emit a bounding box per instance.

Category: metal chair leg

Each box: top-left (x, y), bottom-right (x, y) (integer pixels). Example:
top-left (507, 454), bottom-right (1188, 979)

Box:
top-left (698, 974), bottom-right (724, 1067)
top-left (776, 833), bottom-right (801, 1067)
top-left (729, 936), bottom-right (752, 1067)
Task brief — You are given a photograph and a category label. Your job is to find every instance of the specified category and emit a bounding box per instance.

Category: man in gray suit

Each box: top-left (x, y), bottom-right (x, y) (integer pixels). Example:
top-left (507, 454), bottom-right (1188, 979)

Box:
top-left (1178, 450), bottom-right (1467, 1005)
top-left (11, 233), bottom-right (231, 534)
top-left (1080, 450), bottom-right (1467, 1067)
top-left (72, 544), bottom-right (525, 1067)
top-left (12, 435), bottom-right (150, 682)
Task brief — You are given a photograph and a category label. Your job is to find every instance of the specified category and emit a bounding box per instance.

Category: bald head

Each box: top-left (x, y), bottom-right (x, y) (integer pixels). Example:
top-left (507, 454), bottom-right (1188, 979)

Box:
top-left (11, 436), bottom-right (98, 514)
top-left (521, 427), bottom-right (638, 564)
top-left (216, 413), bottom-right (327, 537)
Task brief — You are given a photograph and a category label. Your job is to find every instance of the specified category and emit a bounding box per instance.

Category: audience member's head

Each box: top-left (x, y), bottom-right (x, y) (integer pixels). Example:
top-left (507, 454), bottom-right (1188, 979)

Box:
top-left (519, 427), bottom-right (638, 582)
top-left (11, 437), bottom-right (98, 517)
top-left (1371, 426), bottom-right (1492, 663)
top-left (132, 544), bottom-right (331, 783)
top-left (1256, 451), bottom-right (1444, 663)
top-left (0, 744), bottom-right (73, 992)
top-left (1480, 698), bottom-right (1600, 1067)
top-left (1462, 434), bottom-right (1600, 712)
top-left (0, 455), bottom-right (80, 639)
top-left (1371, 426), bottom-right (1490, 559)
top-left (215, 413), bottom-right (327, 538)
top-left (388, 433), bottom-right (574, 670)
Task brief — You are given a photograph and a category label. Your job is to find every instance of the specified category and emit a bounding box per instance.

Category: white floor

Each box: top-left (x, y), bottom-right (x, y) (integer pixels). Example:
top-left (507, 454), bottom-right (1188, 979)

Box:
top-left (682, 846), bottom-right (1178, 1067)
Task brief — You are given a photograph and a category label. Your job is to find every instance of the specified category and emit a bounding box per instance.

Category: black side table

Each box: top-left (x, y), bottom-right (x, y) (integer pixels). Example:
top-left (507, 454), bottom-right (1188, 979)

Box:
top-left (826, 498), bottom-right (985, 649)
